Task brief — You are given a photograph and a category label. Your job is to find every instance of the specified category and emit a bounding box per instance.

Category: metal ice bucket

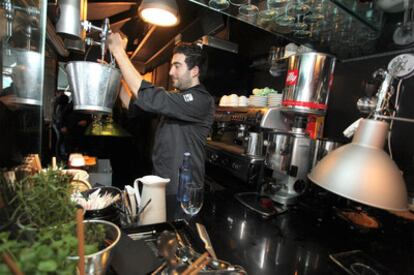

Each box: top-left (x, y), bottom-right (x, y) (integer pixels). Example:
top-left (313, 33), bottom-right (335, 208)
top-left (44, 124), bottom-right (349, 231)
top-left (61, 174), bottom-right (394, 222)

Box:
top-left (11, 50), bottom-right (42, 106)
top-left (68, 219), bottom-right (121, 275)
top-left (66, 61), bottom-right (121, 113)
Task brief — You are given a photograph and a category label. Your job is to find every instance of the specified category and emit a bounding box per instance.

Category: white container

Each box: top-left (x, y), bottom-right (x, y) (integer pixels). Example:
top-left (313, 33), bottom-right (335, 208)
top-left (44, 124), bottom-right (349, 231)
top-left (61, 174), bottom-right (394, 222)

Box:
top-left (136, 175), bottom-right (170, 225)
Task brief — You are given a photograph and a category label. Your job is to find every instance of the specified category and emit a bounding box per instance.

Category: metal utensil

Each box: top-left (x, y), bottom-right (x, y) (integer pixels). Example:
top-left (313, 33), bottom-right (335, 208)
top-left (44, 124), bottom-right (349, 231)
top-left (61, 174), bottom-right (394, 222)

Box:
top-left (196, 223), bottom-right (217, 260)
top-left (138, 198), bottom-right (152, 216)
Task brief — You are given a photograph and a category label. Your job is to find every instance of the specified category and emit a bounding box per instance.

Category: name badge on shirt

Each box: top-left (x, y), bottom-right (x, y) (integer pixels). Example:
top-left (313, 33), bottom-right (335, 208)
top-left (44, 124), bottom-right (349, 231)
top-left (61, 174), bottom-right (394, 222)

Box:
top-left (183, 93), bottom-right (194, 102)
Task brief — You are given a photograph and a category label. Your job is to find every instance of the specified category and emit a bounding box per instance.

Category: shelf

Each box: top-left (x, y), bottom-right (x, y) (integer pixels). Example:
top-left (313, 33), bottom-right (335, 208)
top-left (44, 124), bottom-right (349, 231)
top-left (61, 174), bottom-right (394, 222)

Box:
top-left (187, 0), bottom-right (384, 60)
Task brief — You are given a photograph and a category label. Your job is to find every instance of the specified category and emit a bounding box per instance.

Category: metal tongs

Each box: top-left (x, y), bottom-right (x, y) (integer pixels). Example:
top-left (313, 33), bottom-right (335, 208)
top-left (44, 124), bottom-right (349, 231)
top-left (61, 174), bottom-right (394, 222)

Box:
top-left (196, 223), bottom-right (217, 260)
top-left (152, 229), bottom-right (247, 275)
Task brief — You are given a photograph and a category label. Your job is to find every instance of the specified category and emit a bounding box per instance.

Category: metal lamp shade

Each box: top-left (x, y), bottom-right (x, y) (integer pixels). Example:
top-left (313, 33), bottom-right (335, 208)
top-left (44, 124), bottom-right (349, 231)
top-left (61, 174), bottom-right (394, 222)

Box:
top-left (56, 0), bottom-right (87, 39)
top-left (308, 119), bottom-right (408, 211)
top-left (138, 0), bottom-right (180, 27)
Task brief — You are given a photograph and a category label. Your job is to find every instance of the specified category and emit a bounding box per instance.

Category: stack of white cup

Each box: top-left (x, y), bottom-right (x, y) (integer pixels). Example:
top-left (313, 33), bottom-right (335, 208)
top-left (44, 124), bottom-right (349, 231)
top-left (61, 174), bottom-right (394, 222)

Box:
top-left (219, 94), bottom-right (248, 107)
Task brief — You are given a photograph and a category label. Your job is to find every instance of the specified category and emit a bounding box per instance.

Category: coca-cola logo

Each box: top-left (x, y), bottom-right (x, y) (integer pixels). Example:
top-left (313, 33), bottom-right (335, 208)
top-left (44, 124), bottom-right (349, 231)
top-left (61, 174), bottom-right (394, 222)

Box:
top-left (285, 69), bottom-right (298, 86)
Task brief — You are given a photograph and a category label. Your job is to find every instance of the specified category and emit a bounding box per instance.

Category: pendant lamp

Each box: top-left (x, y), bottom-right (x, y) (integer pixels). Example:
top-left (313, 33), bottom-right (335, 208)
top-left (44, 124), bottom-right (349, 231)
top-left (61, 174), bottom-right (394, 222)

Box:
top-left (138, 0), bottom-right (180, 27)
top-left (308, 119), bottom-right (408, 211)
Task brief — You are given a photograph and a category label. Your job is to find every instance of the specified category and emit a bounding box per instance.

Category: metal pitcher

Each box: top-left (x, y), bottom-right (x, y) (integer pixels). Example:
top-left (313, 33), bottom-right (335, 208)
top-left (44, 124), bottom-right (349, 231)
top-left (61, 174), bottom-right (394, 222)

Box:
top-left (66, 61), bottom-right (121, 113)
top-left (311, 138), bottom-right (342, 168)
top-left (264, 132), bottom-right (291, 173)
top-left (245, 132), bottom-right (264, 156)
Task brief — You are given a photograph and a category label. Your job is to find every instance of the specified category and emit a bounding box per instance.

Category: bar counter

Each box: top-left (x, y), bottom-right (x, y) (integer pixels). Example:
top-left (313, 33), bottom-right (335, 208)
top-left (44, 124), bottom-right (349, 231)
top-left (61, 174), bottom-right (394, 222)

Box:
top-left (112, 190), bottom-right (414, 275)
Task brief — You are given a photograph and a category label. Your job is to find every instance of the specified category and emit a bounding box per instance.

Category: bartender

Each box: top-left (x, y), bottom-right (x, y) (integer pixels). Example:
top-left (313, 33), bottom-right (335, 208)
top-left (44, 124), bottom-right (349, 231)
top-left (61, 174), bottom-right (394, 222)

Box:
top-left (107, 33), bottom-right (215, 194)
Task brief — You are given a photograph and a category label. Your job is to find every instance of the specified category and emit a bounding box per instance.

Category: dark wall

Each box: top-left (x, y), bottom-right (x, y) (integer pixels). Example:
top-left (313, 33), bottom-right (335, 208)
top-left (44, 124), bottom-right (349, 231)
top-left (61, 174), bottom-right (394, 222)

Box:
top-left (203, 46), bottom-right (250, 100)
top-left (200, 18), bottom-right (290, 99)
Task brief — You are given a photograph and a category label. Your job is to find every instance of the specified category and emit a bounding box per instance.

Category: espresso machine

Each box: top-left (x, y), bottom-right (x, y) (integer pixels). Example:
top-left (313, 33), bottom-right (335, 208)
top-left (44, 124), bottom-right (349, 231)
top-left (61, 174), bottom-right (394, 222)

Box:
top-left (206, 107), bottom-right (267, 190)
top-left (259, 52), bottom-right (337, 205)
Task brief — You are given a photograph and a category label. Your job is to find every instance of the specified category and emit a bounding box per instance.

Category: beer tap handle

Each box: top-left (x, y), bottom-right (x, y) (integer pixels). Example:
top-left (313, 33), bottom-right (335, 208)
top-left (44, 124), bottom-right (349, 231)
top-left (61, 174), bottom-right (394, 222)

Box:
top-left (99, 18), bottom-right (111, 62)
top-left (3, 0), bottom-right (13, 40)
top-left (82, 18), bottom-right (115, 65)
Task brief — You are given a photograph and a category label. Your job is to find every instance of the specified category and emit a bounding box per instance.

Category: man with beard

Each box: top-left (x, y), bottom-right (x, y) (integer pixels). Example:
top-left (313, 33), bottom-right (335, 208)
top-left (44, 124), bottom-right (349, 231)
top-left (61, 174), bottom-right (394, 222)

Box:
top-left (107, 33), bottom-right (214, 194)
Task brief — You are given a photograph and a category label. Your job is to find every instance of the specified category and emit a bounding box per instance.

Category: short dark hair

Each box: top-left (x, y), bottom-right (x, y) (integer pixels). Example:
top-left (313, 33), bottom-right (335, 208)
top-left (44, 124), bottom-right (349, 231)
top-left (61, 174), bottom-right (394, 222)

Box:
top-left (173, 42), bottom-right (208, 80)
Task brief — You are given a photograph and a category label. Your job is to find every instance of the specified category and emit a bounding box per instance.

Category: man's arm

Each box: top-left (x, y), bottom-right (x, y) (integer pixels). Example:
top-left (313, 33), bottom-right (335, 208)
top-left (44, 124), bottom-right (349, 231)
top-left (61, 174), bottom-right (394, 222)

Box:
top-left (107, 33), bottom-right (143, 97)
top-left (120, 79), bottom-right (134, 109)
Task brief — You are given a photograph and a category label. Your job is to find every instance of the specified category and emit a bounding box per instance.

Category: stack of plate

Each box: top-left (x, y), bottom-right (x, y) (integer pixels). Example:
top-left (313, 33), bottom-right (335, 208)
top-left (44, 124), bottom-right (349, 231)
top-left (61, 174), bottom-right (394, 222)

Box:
top-left (248, 95), bottom-right (268, 107)
top-left (268, 93), bottom-right (283, 107)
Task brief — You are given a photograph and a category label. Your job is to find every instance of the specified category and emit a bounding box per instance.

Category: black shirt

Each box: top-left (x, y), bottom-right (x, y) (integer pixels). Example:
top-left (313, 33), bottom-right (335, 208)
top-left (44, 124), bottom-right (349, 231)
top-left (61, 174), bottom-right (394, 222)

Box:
top-left (130, 80), bottom-right (215, 194)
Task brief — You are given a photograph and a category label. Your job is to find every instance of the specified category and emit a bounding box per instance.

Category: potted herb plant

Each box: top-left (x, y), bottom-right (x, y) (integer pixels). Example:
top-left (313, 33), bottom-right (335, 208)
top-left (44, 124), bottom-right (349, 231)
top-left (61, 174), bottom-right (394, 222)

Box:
top-left (0, 219), bottom-right (120, 274)
top-left (12, 168), bottom-right (76, 231)
top-left (0, 168), bottom-right (121, 274)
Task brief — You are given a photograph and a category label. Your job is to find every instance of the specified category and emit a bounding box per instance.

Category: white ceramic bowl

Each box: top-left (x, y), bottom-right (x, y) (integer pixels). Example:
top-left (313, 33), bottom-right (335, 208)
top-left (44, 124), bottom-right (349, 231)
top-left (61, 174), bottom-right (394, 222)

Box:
top-left (63, 169), bottom-right (90, 182)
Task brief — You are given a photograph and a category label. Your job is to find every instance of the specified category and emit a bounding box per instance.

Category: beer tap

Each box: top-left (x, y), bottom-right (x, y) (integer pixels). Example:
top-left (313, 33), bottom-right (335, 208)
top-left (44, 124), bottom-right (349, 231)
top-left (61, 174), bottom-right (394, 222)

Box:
top-left (3, 0), bottom-right (13, 40)
top-left (1, 0), bottom-right (40, 48)
top-left (82, 18), bottom-right (112, 63)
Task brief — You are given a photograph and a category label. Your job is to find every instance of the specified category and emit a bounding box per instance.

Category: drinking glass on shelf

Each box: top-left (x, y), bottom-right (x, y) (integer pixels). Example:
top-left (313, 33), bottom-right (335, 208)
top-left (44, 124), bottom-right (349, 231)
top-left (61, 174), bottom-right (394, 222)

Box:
top-left (294, 16), bottom-right (308, 30)
top-left (304, 3), bottom-right (324, 24)
top-left (266, 0), bottom-right (288, 10)
top-left (257, 8), bottom-right (280, 29)
top-left (274, 2), bottom-right (295, 33)
top-left (181, 182), bottom-right (204, 216)
top-left (238, 1), bottom-right (259, 24)
top-left (229, 0), bottom-right (248, 6)
top-left (293, 14), bottom-right (310, 38)
top-left (293, 29), bottom-right (311, 39)
top-left (209, 0), bottom-right (230, 10)
top-left (294, 0), bottom-right (310, 16)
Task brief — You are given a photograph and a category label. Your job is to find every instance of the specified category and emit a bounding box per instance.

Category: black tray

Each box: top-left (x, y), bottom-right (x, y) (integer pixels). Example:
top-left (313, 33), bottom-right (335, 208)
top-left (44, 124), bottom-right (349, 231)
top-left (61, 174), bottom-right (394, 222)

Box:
top-left (109, 220), bottom-right (205, 275)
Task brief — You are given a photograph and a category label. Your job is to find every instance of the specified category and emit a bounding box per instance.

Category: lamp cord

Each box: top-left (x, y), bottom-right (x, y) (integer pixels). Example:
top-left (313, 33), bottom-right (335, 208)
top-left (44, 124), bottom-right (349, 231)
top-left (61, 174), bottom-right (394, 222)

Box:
top-left (387, 79), bottom-right (403, 160)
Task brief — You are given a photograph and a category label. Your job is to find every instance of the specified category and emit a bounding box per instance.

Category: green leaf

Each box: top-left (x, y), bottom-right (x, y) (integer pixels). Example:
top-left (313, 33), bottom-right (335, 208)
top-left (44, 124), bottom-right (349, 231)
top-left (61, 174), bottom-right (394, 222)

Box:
top-left (57, 247), bottom-right (70, 259)
top-left (36, 245), bottom-right (54, 260)
top-left (51, 240), bottom-right (63, 248)
top-left (63, 235), bottom-right (78, 247)
top-left (19, 248), bottom-right (37, 262)
top-left (0, 263), bottom-right (12, 275)
top-left (37, 260), bottom-right (57, 272)
top-left (84, 244), bottom-right (99, 255)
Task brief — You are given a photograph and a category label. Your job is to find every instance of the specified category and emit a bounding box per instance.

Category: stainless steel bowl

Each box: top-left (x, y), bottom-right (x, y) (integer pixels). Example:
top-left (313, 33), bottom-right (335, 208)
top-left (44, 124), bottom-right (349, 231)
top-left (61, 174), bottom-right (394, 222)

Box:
top-left (68, 219), bottom-right (121, 275)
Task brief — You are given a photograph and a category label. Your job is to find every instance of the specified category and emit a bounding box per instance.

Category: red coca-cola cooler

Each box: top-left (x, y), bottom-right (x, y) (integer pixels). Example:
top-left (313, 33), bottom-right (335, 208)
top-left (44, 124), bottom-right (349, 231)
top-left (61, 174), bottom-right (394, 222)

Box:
top-left (283, 52), bottom-right (336, 115)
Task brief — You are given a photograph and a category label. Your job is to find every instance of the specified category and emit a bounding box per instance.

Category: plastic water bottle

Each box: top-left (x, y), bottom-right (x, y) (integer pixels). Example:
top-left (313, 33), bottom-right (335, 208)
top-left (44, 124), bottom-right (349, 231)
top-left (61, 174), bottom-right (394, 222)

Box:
top-left (177, 152), bottom-right (191, 202)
